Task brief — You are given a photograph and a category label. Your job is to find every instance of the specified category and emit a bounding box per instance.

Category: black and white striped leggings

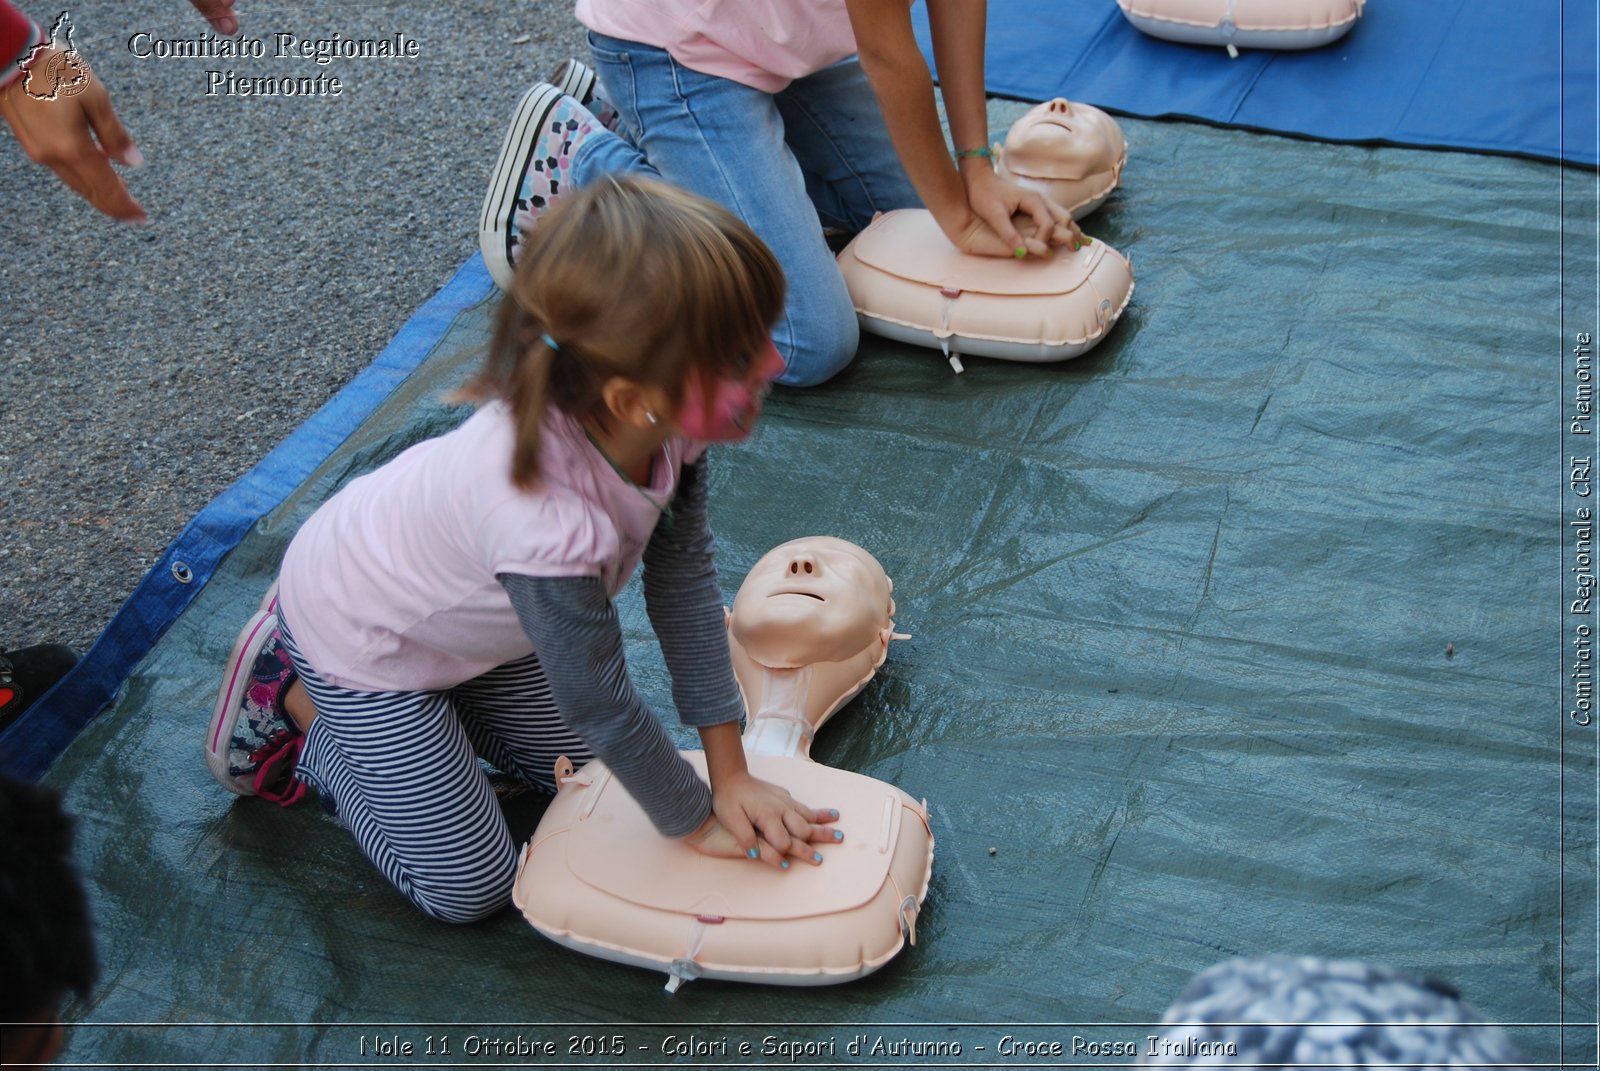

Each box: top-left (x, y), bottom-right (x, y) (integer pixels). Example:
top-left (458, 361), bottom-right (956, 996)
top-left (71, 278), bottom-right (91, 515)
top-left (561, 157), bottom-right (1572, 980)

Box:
top-left (279, 613), bottom-right (593, 923)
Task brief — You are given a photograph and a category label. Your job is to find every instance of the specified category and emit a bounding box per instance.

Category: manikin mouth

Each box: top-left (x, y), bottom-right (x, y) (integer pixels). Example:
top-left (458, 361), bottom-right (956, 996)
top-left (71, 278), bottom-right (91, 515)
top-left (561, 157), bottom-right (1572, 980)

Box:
top-left (772, 590), bottom-right (825, 601)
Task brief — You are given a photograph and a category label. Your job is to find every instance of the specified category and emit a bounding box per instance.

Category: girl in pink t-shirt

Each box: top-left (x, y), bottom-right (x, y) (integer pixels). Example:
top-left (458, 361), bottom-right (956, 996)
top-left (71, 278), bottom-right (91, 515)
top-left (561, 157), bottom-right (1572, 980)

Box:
top-left (479, 0), bottom-right (1085, 388)
top-left (205, 177), bottom-right (843, 923)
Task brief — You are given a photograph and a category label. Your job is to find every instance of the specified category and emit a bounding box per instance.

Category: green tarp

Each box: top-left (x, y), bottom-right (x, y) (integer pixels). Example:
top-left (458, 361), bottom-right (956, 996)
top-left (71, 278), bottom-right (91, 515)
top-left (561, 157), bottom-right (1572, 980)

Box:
top-left (43, 103), bottom-right (1597, 1067)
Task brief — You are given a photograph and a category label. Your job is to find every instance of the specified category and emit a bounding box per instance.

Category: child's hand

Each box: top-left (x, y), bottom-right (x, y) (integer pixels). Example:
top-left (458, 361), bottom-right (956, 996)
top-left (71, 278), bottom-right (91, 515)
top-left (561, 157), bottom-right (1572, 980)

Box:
top-left (951, 169), bottom-right (1084, 258)
top-left (953, 207), bottom-right (1086, 260)
top-left (684, 771), bottom-right (841, 870)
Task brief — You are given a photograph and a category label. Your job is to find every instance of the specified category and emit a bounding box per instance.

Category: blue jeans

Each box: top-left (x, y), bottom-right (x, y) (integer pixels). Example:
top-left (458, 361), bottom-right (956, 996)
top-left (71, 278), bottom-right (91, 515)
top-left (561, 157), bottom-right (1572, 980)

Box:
top-left (574, 31), bottom-right (921, 388)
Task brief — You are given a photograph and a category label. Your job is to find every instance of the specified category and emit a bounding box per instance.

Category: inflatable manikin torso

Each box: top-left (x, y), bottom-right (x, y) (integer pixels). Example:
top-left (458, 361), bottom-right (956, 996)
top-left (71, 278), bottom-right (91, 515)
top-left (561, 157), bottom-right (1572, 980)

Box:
top-left (995, 98), bottom-right (1128, 220)
top-left (836, 208), bottom-right (1134, 371)
top-left (511, 538), bottom-right (933, 992)
top-left (1117, 0), bottom-right (1365, 54)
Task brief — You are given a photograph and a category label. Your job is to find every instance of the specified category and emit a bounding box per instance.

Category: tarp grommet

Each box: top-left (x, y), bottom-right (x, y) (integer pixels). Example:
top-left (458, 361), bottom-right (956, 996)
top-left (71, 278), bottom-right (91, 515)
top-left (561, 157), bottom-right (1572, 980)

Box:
top-left (170, 561), bottom-right (194, 584)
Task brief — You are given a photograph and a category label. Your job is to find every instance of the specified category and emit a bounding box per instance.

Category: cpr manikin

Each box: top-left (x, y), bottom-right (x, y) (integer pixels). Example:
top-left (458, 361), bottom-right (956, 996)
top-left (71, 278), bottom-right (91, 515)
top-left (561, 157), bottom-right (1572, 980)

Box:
top-left (511, 538), bottom-right (932, 991)
top-left (836, 98), bottom-right (1133, 371)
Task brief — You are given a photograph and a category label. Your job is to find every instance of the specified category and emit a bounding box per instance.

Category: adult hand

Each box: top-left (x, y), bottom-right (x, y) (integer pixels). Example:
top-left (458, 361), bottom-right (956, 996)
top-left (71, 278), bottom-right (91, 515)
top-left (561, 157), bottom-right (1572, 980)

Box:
top-left (190, 0), bottom-right (239, 35)
top-left (0, 48), bottom-right (145, 221)
top-left (685, 771), bottom-right (840, 869)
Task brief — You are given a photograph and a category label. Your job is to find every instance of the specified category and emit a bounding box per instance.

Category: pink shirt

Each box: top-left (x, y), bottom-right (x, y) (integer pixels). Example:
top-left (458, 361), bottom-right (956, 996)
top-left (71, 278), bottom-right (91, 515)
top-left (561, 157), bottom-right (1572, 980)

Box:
top-left (575, 0), bottom-right (859, 93)
top-left (279, 402), bottom-right (701, 692)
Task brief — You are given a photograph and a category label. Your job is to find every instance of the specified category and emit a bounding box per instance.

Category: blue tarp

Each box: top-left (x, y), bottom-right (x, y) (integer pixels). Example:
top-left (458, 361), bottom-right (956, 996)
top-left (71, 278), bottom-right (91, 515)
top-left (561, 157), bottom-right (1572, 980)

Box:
top-left (918, 0), bottom-right (1599, 166)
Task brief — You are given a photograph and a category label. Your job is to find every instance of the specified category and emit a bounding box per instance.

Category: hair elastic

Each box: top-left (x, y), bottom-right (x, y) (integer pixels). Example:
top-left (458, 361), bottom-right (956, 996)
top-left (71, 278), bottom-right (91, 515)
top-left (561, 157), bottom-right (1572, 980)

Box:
top-left (954, 146), bottom-right (993, 161)
top-left (541, 333), bottom-right (560, 351)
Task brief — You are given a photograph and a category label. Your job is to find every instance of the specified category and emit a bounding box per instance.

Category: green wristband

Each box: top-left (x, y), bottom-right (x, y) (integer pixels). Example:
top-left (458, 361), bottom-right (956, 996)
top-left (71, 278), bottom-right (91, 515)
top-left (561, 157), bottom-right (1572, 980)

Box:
top-left (954, 146), bottom-right (993, 161)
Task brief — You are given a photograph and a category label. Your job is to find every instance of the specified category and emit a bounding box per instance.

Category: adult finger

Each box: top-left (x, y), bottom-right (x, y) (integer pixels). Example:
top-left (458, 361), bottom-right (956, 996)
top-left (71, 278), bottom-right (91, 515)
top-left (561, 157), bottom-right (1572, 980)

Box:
top-left (76, 85), bottom-right (145, 219)
top-left (191, 0), bottom-right (239, 35)
top-left (18, 103), bottom-right (143, 221)
top-left (80, 78), bottom-right (141, 168)
top-left (73, 154), bottom-right (142, 218)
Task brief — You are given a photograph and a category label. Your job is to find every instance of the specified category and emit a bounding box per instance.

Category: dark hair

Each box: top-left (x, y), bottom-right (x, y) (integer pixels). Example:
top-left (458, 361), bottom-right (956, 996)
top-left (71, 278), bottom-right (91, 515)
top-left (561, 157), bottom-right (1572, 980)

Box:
top-left (0, 775), bottom-right (98, 1019)
top-left (458, 175), bottom-right (786, 489)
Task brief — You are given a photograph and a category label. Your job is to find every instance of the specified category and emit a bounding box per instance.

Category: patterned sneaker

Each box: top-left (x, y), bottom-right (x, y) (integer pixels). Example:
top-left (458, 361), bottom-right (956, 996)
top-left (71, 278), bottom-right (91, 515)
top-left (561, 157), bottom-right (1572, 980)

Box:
top-left (549, 58), bottom-right (621, 133)
top-left (549, 56), bottom-right (596, 106)
top-left (479, 82), bottom-right (601, 291)
top-left (205, 610), bottom-right (306, 806)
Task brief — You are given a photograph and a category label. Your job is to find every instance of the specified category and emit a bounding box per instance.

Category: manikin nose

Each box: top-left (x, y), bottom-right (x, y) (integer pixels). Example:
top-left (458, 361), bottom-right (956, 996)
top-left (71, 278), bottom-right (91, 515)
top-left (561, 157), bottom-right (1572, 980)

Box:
top-left (1046, 97), bottom-right (1075, 116)
top-left (785, 554), bottom-right (821, 578)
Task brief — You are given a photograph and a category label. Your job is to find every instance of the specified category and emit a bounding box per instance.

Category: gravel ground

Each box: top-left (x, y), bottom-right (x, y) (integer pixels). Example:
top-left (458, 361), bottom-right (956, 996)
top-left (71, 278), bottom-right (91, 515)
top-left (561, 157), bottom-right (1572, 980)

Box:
top-left (1, 0), bottom-right (587, 654)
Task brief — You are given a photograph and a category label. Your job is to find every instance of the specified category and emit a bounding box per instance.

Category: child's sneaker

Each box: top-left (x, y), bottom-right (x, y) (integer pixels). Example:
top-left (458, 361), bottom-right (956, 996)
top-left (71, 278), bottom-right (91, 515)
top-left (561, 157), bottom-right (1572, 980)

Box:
top-left (549, 56), bottom-right (596, 106)
top-left (479, 82), bottom-right (602, 291)
top-left (205, 611), bottom-right (305, 807)
top-left (549, 58), bottom-right (621, 132)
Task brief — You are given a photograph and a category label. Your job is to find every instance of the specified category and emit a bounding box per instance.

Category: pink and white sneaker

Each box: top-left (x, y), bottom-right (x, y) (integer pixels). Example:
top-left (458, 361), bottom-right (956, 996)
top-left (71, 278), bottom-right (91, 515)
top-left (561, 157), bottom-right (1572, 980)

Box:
top-left (204, 610), bottom-right (305, 807)
top-left (549, 58), bottom-right (622, 133)
top-left (479, 81), bottom-right (602, 291)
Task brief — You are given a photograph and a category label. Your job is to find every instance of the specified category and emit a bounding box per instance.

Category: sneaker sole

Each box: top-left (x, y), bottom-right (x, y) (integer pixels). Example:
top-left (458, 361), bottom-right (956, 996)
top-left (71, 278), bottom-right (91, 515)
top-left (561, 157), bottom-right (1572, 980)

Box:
top-left (479, 81), bottom-right (564, 292)
top-left (550, 58), bottom-right (596, 105)
top-left (204, 610), bottom-right (278, 795)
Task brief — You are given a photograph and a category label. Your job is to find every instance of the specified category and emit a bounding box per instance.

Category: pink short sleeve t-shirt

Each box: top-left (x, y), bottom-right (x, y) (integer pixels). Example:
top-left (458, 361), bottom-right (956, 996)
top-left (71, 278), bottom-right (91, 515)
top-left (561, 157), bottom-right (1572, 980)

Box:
top-left (278, 402), bottom-right (702, 693)
top-left (575, 0), bottom-right (860, 93)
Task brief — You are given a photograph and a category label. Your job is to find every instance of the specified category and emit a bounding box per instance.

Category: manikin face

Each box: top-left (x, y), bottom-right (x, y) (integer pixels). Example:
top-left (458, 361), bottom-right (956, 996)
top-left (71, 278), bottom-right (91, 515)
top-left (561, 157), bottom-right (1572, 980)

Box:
top-left (1002, 97), bottom-right (1122, 180)
top-left (730, 536), bottom-right (893, 668)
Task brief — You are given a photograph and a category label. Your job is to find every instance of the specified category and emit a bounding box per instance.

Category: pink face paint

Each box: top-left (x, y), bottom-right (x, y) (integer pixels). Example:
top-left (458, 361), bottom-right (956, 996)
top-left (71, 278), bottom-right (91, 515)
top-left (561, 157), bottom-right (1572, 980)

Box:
top-left (677, 341), bottom-right (786, 442)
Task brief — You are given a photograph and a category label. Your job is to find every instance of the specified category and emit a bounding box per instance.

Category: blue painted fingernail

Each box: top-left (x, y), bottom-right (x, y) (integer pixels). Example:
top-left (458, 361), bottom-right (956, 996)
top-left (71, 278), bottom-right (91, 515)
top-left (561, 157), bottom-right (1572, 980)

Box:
top-left (780, 860), bottom-right (790, 870)
top-left (813, 852), bottom-right (824, 863)
top-left (829, 809), bottom-right (839, 819)
top-left (833, 830), bottom-right (844, 841)
top-left (747, 848), bottom-right (759, 859)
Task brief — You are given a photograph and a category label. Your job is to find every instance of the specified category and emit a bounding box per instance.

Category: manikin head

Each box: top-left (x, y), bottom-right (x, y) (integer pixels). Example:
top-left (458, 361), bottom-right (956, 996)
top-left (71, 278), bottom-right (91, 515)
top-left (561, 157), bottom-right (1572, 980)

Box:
top-left (997, 98), bottom-right (1127, 217)
top-left (728, 538), bottom-right (898, 755)
top-left (1001, 98), bottom-right (1124, 180)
